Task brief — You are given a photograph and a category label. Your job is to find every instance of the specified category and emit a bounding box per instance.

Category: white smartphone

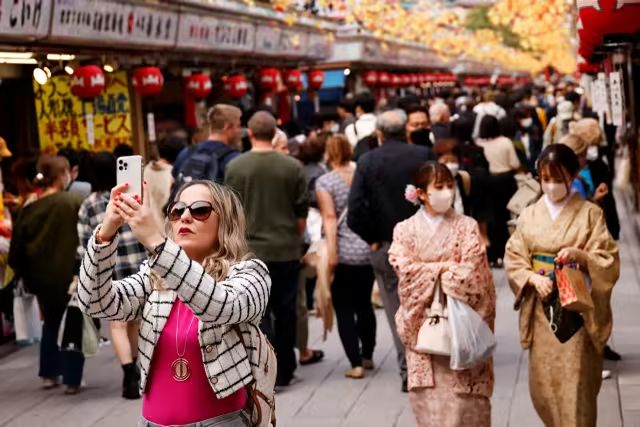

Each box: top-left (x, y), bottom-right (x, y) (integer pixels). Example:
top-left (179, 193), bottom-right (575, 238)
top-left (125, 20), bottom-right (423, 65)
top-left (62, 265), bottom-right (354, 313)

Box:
top-left (116, 155), bottom-right (144, 201)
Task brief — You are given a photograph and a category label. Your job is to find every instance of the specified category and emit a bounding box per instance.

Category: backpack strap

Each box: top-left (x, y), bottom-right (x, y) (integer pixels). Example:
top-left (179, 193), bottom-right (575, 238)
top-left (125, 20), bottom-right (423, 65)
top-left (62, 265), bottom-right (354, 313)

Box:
top-left (205, 144), bottom-right (235, 182)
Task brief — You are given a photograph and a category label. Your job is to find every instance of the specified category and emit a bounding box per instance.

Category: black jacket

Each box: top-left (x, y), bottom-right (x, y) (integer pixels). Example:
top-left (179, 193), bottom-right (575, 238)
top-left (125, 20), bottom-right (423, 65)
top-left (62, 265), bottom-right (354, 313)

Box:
top-left (348, 139), bottom-right (435, 244)
top-left (589, 157), bottom-right (620, 240)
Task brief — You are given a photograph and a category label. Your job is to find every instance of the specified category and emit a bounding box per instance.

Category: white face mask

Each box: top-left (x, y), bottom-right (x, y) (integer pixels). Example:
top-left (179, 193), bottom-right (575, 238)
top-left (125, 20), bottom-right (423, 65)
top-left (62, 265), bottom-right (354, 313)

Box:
top-left (542, 182), bottom-right (568, 203)
top-left (520, 118), bottom-right (533, 128)
top-left (428, 189), bottom-right (454, 214)
top-left (446, 163), bottom-right (460, 177)
top-left (586, 145), bottom-right (599, 161)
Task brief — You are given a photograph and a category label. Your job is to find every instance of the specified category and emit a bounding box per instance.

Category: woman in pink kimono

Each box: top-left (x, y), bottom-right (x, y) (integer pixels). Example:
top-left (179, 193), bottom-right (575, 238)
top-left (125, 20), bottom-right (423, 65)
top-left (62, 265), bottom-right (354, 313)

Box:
top-left (389, 162), bottom-right (496, 427)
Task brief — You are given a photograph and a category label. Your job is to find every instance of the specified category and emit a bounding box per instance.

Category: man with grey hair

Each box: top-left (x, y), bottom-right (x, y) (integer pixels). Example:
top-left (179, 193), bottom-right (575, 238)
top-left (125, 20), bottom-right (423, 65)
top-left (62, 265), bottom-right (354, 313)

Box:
top-left (429, 102), bottom-right (452, 140)
top-left (348, 108), bottom-right (435, 393)
top-left (172, 104), bottom-right (243, 184)
top-left (225, 111), bottom-right (310, 388)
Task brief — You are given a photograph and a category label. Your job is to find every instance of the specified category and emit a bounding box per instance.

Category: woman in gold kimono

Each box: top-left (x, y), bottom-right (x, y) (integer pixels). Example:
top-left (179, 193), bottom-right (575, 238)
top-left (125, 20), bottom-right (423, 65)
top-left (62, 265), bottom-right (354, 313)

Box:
top-left (505, 144), bottom-right (619, 427)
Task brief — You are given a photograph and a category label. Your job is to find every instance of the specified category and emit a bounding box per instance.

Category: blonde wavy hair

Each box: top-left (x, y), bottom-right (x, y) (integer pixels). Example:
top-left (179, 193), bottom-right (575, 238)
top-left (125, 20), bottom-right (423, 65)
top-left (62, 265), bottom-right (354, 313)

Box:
top-left (149, 180), bottom-right (249, 289)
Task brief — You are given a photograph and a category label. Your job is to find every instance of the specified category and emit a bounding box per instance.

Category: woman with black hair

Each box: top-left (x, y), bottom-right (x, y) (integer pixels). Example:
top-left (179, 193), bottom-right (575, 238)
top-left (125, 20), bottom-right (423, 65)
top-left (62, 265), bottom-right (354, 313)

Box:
top-left (505, 144), bottom-right (619, 427)
top-left (513, 106), bottom-right (543, 173)
top-left (389, 161), bottom-right (495, 426)
top-left (475, 115), bottom-right (520, 267)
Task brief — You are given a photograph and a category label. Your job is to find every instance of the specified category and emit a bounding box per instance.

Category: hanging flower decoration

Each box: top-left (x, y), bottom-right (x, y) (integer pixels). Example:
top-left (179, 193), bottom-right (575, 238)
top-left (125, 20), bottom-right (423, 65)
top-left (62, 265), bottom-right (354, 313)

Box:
top-left (263, 0), bottom-right (577, 74)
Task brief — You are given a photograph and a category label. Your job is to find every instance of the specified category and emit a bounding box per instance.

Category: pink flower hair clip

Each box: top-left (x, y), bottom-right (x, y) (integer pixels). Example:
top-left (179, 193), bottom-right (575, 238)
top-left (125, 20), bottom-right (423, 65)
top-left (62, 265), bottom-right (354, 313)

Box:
top-left (405, 184), bottom-right (420, 206)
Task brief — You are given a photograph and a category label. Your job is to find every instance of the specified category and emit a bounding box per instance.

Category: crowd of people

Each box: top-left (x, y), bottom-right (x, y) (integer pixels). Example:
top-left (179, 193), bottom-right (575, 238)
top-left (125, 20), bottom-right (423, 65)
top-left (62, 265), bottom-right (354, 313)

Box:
top-left (0, 80), bottom-right (627, 426)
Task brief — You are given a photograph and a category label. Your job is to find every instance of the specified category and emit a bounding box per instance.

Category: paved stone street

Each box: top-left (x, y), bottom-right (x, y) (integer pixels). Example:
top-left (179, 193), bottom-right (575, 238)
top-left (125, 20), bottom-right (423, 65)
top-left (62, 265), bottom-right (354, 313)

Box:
top-left (1, 198), bottom-right (639, 427)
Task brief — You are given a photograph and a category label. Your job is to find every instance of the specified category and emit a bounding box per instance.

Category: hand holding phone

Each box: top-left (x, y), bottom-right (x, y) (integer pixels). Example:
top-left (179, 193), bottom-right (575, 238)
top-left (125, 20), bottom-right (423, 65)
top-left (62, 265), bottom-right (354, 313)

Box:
top-left (116, 155), bottom-right (144, 202)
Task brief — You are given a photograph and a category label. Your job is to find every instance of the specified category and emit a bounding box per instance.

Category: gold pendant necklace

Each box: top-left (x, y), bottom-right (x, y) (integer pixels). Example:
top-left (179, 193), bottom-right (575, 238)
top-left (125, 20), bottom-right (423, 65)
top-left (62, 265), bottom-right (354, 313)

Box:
top-left (172, 302), bottom-right (197, 382)
top-left (172, 358), bottom-right (191, 381)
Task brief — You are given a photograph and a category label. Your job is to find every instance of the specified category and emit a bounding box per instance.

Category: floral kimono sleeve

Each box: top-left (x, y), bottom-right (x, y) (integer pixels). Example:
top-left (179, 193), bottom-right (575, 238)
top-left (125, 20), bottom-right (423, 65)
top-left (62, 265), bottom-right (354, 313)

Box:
top-left (389, 222), bottom-right (451, 347)
top-left (440, 220), bottom-right (491, 310)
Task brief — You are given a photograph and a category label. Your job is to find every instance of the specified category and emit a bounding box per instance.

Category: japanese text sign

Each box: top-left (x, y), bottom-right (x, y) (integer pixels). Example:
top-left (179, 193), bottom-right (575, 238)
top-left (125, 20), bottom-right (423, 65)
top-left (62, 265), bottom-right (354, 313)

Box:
top-left (33, 71), bottom-right (134, 153)
top-left (50, 0), bottom-right (178, 47)
top-left (0, 0), bottom-right (52, 38)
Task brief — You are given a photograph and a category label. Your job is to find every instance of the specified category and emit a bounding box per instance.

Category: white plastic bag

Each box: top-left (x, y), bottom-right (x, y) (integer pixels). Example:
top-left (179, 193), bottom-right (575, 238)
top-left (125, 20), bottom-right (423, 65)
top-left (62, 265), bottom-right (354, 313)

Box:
top-left (448, 296), bottom-right (495, 370)
top-left (13, 279), bottom-right (42, 345)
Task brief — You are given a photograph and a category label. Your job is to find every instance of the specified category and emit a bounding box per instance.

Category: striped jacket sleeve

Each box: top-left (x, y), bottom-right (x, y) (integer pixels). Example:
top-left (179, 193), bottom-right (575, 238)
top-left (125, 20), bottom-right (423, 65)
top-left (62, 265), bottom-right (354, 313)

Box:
top-left (78, 227), bottom-right (152, 322)
top-left (149, 239), bottom-right (270, 324)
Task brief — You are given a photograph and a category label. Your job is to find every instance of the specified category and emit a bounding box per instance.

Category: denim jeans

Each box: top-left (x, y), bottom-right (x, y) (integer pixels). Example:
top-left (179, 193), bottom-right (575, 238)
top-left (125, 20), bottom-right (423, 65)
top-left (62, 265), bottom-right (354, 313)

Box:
top-left (138, 410), bottom-right (250, 427)
top-left (38, 296), bottom-right (85, 386)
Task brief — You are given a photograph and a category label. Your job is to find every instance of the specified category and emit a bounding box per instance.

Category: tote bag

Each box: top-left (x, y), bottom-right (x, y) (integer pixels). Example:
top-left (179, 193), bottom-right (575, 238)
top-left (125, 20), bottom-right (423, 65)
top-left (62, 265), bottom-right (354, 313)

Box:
top-left (414, 281), bottom-right (451, 356)
top-left (13, 279), bottom-right (41, 344)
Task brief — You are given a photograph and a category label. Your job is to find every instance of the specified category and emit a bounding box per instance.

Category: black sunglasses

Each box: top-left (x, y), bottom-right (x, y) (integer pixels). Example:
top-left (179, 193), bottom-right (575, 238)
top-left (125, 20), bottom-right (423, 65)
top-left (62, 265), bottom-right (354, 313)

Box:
top-left (167, 201), bottom-right (214, 222)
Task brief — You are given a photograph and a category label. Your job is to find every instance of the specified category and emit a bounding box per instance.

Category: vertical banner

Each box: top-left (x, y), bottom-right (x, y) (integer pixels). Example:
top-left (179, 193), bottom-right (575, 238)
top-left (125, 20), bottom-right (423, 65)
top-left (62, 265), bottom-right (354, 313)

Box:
top-left (33, 71), bottom-right (134, 153)
top-left (609, 71), bottom-right (624, 127)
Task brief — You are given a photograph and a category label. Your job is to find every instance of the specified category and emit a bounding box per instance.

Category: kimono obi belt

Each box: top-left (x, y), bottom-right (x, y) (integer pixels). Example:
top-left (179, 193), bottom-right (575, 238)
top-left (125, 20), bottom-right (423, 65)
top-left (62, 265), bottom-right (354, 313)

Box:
top-left (532, 253), bottom-right (588, 286)
top-left (532, 253), bottom-right (556, 278)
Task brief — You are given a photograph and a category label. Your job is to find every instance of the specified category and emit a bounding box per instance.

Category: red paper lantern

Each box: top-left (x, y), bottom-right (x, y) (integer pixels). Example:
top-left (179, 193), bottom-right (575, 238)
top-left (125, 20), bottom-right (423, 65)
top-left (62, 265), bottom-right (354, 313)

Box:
top-left (285, 69), bottom-right (303, 92)
top-left (307, 69), bottom-right (324, 91)
top-left (378, 71), bottom-right (391, 87)
top-left (390, 74), bottom-right (402, 88)
top-left (362, 70), bottom-right (379, 87)
top-left (400, 74), bottom-right (411, 87)
top-left (132, 67), bottom-right (164, 97)
top-left (185, 74), bottom-right (212, 100)
top-left (258, 68), bottom-right (279, 92)
top-left (410, 74), bottom-right (420, 85)
top-left (70, 65), bottom-right (105, 99)
top-left (224, 74), bottom-right (249, 98)
top-left (463, 76), bottom-right (491, 87)
top-left (578, 0), bottom-right (640, 60)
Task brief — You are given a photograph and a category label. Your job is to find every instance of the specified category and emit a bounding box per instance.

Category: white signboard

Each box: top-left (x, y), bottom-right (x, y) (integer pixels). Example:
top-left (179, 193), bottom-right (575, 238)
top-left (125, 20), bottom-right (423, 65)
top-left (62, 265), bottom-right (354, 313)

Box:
top-left (0, 0), bottom-right (52, 38)
top-left (362, 41), bottom-right (398, 64)
top-left (50, 0), bottom-right (178, 47)
top-left (255, 25), bottom-right (308, 57)
top-left (306, 32), bottom-right (333, 60)
top-left (609, 71), bottom-right (624, 127)
top-left (597, 73), bottom-right (612, 125)
top-left (177, 14), bottom-right (255, 52)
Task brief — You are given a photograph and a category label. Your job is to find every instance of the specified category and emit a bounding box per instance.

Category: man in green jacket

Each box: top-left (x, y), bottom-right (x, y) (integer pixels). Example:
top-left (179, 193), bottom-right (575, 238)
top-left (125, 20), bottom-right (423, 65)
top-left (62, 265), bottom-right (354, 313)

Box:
top-left (225, 111), bottom-right (309, 387)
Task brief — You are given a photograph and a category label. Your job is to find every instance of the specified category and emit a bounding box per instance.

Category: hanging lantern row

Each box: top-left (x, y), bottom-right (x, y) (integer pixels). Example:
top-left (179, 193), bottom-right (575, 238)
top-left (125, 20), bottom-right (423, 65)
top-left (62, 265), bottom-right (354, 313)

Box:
top-left (361, 70), bottom-right (458, 88)
top-left (66, 66), bottom-right (323, 101)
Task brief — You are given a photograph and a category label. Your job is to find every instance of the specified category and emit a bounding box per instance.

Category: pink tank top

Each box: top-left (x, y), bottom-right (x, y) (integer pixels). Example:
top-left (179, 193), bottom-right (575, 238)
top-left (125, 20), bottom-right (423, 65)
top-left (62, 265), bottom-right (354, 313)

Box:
top-left (142, 299), bottom-right (246, 425)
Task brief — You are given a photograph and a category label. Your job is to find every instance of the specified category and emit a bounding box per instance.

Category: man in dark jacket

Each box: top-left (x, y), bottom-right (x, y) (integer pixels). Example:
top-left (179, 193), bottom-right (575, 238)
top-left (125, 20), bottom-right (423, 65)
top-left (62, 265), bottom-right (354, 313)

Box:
top-left (348, 109), bottom-right (435, 392)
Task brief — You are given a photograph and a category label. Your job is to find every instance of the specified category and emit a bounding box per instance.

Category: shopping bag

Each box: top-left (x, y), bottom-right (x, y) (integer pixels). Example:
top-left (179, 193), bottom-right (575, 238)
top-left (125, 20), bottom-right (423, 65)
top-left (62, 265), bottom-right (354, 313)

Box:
top-left (532, 254), bottom-right (584, 343)
top-left (415, 282), bottom-right (451, 356)
top-left (555, 263), bottom-right (594, 312)
top-left (58, 294), bottom-right (100, 357)
top-left (447, 296), bottom-right (495, 370)
top-left (12, 279), bottom-right (41, 345)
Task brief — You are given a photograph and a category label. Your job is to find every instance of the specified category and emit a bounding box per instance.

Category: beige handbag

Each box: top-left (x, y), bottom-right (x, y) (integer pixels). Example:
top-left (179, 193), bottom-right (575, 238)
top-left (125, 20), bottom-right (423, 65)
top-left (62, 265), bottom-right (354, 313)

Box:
top-left (414, 281), bottom-right (451, 356)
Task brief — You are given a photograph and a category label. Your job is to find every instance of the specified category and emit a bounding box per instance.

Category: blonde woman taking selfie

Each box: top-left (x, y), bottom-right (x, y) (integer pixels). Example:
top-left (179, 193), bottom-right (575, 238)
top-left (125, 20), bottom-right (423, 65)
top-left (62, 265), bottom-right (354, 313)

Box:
top-left (78, 180), bottom-right (271, 427)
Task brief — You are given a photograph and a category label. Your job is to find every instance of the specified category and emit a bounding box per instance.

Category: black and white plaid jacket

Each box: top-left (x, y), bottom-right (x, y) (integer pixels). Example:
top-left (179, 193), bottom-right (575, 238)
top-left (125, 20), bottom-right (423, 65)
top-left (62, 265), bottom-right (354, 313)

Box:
top-left (77, 228), bottom-right (271, 399)
top-left (77, 192), bottom-right (146, 279)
